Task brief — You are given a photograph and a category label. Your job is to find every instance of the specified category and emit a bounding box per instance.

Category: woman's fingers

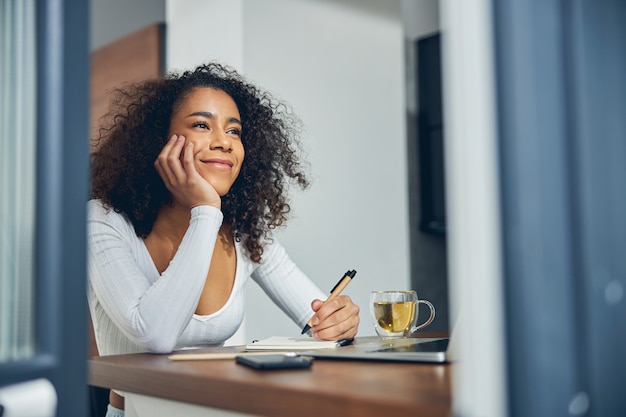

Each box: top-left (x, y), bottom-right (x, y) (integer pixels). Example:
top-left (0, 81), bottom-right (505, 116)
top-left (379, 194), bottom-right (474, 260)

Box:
top-left (155, 135), bottom-right (179, 184)
top-left (310, 295), bottom-right (360, 340)
top-left (181, 138), bottom-right (199, 176)
top-left (156, 135), bottom-right (187, 185)
top-left (154, 135), bottom-right (221, 209)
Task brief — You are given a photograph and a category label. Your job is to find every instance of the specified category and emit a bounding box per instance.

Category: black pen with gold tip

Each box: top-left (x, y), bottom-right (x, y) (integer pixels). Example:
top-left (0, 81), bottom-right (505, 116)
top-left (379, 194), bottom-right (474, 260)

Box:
top-left (301, 269), bottom-right (357, 334)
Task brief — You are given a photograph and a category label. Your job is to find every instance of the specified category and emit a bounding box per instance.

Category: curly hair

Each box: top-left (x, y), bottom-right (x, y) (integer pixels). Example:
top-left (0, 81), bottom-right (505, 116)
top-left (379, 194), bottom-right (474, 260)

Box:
top-left (91, 62), bottom-right (310, 263)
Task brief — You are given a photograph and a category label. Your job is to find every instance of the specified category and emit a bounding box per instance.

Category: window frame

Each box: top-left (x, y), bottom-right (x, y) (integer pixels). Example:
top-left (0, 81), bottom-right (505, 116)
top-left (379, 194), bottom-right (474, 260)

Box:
top-left (0, 0), bottom-right (90, 416)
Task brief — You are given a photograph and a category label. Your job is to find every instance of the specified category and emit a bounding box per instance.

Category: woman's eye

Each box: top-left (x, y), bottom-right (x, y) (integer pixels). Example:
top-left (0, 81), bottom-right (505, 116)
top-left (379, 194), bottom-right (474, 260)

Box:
top-left (193, 122), bottom-right (209, 129)
top-left (228, 128), bottom-right (242, 136)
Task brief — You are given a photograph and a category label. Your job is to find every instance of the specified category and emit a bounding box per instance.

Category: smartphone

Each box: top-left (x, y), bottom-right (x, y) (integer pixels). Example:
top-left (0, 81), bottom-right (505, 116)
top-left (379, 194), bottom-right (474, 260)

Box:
top-left (235, 354), bottom-right (313, 370)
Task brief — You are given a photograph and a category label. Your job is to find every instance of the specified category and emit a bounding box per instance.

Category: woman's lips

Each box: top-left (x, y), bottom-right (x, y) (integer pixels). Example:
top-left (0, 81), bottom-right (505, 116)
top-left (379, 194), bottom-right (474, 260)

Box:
top-left (201, 158), bottom-right (234, 170)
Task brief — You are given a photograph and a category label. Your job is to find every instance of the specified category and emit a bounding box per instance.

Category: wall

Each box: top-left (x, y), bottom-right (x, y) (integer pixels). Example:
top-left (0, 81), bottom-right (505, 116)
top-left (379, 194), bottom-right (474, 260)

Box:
top-left (90, 0), bottom-right (165, 51)
top-left (166, 0), bottom-right (244, 71)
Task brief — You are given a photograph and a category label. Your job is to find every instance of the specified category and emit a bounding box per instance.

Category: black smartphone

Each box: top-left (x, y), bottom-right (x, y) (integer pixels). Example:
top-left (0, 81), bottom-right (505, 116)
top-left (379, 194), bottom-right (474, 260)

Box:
top-left (235, 354), bottom-right (313, 370)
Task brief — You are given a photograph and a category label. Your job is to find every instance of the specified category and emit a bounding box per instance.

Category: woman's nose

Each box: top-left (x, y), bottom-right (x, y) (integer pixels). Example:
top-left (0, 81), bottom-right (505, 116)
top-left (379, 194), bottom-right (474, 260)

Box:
top-left (209, 131), bottom-right (232, 151)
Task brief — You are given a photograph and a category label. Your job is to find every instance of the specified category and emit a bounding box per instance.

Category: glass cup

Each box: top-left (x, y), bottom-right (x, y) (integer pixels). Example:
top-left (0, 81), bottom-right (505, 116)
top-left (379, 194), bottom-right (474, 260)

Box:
top-left (370, 290), bottom-right (436, 338)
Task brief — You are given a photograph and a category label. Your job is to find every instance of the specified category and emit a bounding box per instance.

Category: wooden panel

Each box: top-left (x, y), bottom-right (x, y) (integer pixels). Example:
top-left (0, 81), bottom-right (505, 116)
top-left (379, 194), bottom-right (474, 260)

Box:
top-left (90, 23), bottom-right (165, 139)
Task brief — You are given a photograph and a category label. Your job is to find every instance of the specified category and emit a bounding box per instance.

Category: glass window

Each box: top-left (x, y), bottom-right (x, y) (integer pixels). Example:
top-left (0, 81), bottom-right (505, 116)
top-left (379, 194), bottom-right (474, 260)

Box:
top-left (0, 0), bottom-right (37, 363)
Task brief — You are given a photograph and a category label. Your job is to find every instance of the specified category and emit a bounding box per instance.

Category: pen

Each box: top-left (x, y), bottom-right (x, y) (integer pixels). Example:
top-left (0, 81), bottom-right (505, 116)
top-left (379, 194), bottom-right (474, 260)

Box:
top-left (301, 269), bottom-right (357, 335)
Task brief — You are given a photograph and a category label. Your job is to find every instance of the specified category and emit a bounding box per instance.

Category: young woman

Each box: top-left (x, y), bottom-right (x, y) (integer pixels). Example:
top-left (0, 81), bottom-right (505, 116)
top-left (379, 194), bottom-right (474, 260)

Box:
top-left (88, 63), bottom-right (360, 416)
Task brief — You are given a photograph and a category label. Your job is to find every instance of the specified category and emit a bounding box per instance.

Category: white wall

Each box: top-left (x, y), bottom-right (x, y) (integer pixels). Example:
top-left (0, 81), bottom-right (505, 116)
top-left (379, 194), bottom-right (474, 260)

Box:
top-left (90, 0), bottom-right (165, 51)
top-left (167, 0), bottom-right (408, 340)
top-left (166, 0), bottom-right (244, 71)
top-left (402, 0), bottom-right (439, 40)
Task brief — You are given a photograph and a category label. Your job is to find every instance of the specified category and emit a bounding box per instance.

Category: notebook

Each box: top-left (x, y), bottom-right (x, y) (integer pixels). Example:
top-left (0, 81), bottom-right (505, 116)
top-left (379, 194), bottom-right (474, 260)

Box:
top-left (302, 333), bottom-right (457, 363)
top-left (244, 336), bottom-right (346, 351)
top-left (167, 337), bottom-right (353, 361)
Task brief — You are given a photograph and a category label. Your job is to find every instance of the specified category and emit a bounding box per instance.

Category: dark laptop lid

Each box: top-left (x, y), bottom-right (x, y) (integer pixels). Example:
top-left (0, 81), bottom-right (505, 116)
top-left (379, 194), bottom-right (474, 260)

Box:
top-left (304, 335), bottom-right (452, 363)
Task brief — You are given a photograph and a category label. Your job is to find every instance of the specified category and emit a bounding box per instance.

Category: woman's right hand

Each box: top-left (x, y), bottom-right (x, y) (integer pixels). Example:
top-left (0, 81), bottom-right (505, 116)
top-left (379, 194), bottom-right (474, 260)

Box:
top-left (154, 134), bottom-right (222, 210)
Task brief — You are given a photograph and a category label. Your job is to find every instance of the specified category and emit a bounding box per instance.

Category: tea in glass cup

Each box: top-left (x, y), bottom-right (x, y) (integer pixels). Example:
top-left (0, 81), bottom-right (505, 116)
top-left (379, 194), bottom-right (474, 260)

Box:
top-left (370, 290), bottom-right (435, 338)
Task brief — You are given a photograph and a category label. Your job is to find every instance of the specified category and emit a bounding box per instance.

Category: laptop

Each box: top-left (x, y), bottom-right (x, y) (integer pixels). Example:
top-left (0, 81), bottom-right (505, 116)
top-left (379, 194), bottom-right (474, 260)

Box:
top-left (303, 335), bottom-right (453, 363)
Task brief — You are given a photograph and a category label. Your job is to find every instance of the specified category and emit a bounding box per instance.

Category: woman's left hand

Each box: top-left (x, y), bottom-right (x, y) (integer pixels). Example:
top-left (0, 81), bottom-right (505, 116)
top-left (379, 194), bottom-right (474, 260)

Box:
top-left (309, 295), bottom-right (360, 341)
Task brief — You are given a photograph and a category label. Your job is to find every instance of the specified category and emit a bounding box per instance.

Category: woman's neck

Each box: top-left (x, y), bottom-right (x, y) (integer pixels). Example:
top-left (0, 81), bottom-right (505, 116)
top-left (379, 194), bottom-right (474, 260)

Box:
top-left (151, 202), bottom-right (230, 244)
top-left (144, 202), bottom-right (230, 274)
top-left (151, 202), bottom-right (193, 243)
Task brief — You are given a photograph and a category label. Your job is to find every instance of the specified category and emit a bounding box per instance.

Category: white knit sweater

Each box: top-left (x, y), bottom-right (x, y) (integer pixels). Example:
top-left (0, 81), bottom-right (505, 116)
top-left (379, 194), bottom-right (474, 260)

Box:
top-left (87, 199), bottom-right (325, 356)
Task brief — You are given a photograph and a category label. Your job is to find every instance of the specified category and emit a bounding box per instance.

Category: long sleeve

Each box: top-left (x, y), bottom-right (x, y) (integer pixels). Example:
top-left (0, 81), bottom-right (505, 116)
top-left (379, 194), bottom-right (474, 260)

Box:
top-left (87, 200), bottom-right (223, 353)
top-left (251, 237), bottom-right (326, 328)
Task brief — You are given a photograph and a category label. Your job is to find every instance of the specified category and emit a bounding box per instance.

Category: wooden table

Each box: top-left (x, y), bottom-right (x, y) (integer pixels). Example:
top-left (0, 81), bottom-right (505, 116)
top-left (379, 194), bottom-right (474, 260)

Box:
top-left (89, 336), bottom-right (452, 417)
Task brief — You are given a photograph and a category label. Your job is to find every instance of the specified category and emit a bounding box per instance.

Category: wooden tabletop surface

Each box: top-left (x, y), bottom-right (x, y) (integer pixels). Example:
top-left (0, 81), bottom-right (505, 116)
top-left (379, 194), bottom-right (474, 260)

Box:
top-left (89, 335), bottom-right (453, 417)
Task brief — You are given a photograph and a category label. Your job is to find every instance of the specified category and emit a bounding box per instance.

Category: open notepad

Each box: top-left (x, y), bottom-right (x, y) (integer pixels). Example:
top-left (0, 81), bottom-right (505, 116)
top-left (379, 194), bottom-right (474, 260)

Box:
top-left (245, 336), bottom-right (346, 351)
top-left (168, 337), bottom-right (350, 361)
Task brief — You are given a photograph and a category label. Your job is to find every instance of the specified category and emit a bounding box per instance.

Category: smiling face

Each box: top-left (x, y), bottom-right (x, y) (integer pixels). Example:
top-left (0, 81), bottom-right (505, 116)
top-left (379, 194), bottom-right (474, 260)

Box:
top-left (169, 87), bottom-right (245, 196)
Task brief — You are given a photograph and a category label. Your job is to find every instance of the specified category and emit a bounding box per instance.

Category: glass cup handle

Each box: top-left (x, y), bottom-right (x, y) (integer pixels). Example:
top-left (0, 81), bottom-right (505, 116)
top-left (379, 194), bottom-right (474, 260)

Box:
top-left (412, 300), bottom-right (436, 332)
